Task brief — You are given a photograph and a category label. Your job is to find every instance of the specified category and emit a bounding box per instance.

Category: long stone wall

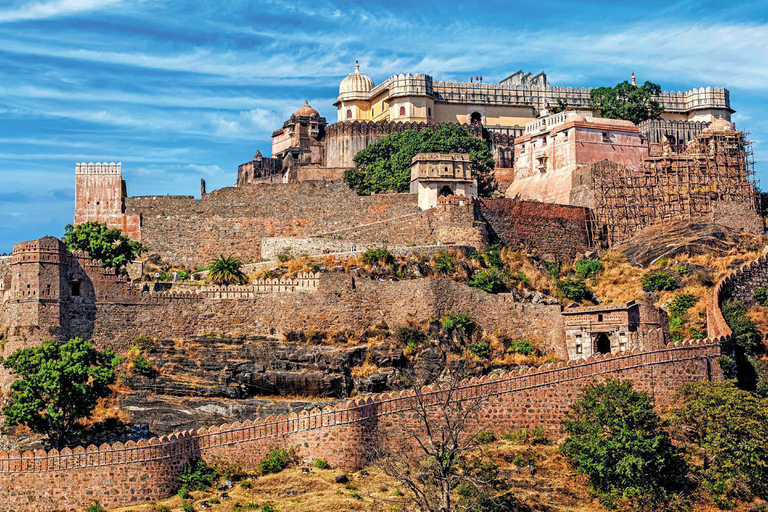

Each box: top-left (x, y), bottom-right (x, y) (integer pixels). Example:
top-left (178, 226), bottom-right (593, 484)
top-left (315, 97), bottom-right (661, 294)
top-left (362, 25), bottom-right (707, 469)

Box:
top-left (0, 339), bottom-right (720, 511)
top-left (124, 182), bottom-right (484, 269)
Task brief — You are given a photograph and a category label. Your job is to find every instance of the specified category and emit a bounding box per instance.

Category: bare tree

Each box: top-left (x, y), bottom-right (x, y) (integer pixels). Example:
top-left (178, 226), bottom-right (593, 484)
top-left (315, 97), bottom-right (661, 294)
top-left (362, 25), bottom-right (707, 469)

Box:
top-left (376, 365), bottom-right (514, 512)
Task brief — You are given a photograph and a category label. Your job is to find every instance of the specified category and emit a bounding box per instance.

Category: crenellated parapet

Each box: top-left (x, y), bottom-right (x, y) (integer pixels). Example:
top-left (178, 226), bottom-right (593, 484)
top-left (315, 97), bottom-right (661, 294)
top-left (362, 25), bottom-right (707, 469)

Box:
top-left (74, 162), bottom-right (121, 175)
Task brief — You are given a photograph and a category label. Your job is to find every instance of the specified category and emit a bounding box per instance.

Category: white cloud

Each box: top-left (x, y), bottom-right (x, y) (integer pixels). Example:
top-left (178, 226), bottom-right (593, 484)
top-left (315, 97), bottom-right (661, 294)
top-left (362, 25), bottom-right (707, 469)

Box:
top-left (0, 0), bottom-right (124, 22)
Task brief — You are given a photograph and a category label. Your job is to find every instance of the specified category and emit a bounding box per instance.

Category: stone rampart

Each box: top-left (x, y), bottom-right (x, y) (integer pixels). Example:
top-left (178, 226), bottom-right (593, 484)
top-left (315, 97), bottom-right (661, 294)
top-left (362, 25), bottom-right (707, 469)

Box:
top-left (122, 182), bottom-right (488, 269)
top-left (0, 338), bottom-right (720, 511)
top-left (479, 199), bottom-right (592, 263)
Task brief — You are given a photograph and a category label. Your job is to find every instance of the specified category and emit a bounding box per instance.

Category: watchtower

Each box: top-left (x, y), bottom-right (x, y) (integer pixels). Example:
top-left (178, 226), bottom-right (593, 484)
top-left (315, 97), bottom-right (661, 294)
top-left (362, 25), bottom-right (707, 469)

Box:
top-left (74, 162), bottom-right (141, 240)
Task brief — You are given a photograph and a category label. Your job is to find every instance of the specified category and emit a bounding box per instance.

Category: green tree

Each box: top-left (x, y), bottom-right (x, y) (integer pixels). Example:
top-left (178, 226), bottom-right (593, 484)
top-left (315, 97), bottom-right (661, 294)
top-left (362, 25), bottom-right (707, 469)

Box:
top-left (2, 338), bottom-right (120, 448)
top-left (344, 124), bottom-right (495, 196)
top-left (589, 81), bottom-right (664, 125)
top-left (672, 381), bottom-right (768, 507)
top-left (207, 255), bottom-right (248, 285)
top-left (561, 379), bottom-right (688, 509)
top-left (468, 268), bottom-right (507, 294)
top-left (63, 222), bottom-right (145, 275)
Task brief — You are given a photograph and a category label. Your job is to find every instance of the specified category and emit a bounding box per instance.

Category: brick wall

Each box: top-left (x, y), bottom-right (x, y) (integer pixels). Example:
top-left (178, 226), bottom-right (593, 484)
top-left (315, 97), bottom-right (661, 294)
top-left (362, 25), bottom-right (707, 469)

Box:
top-left (0, 339), bottom-right (720, 511)
top-left (479, 199), bottom-right (592, 263)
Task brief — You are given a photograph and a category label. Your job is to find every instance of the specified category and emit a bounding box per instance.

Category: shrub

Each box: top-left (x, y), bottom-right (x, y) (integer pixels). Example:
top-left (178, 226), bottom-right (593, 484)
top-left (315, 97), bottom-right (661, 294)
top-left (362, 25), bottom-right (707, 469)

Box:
top-left (258, 448), bottom-right (294, 475)
top-left (508, 340), bottom-right (535, 356)
top-left (178, 459), bottom-right (218, 490)
top-left (668, 292), bottom-right (699, 316)
top-left (434, 251), bottom-right (455, 273)
top-left (755, 286), bottom-right (768, 307)
top-left (543, 259), bottom-right (560, 279)
top-left (476, 430), bottom-right (496, 444)
top-left (247, 504), bottom-right (260, 510)
top-left (209, 497), bottom-right (221, 505)
top-left (674, 265), bottom-right (688, 276)
top-left (575, 258), bottom-right (603, 279)
top-left (350, 491), bottom-right (362, 500)
top-left (440, 312), bottom-right (476, 335)
top-left (135, 335), bottom-right (156, 353)
top-left (240, 479), bottom-right (253, 489)
top-left (182, 504), bottom-right (196, 512)
top-left (512, 455), bottom-right (526, 467)
top-left (395, 327), bottom-right (426, 347)
top-left (276, 248), bottom-right (291, 263)
top-left (158, 506), bottom-right (171, 512)
top-left (641, 270), bottom-right (678, 292)
top-left (86, 501), bottom-right (105, 512)
top-left (260, 504), bottom-right (277, 512)
top-left (557, 278), bottom-right (594, 302)
top-left (484, 247), bottom-right (504, 269)
top-left (177, 487), bottom-right (191, 499)
top-left (506, 427), bottom-right (549, 445)
top-left (132, 354), bottom-right (153, 376)
top-left (361, 248), bottom-right (394, 266)
top-left (213, 457), bottom-right (246, 480)
top-left (469, 342), bottom-right (490, 359)
top-left (314, 458), bottom-right (330, 469)
top-left (561, 379), bottom-right (688, 509)
top-left (468, 268), bottom-right (506, 294)
top-left (721, 299), bottom-right (763, 354)
top-left (673, 381), bottom-right (768, 507)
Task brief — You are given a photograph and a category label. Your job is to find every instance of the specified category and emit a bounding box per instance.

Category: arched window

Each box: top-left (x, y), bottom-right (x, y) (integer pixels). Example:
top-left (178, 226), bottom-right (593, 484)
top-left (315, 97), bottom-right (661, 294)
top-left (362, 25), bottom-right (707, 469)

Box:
top-left (346, 109), bottom-right (352, 119)
top-left (399, 106), bottom-right (406, 116)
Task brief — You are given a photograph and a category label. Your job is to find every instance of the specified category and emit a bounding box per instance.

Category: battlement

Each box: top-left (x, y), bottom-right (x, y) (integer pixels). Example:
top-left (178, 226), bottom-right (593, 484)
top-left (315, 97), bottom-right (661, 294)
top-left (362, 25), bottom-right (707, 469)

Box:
top-left (11, 236), bottom-right (63, 264)
top-left (74, 162), bottom-right (122, 175)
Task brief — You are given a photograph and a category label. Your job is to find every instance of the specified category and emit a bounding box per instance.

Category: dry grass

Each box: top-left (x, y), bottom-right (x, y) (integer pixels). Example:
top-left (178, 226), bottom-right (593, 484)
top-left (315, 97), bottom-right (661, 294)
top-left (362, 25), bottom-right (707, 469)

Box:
top-left (350, 361), bottom-right (379, 379)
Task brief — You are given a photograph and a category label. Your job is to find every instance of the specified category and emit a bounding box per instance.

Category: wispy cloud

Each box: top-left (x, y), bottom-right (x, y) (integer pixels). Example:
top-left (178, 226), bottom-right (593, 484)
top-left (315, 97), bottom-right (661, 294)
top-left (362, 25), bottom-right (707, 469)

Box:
top-left (0, 0), bottom-right (125, 23)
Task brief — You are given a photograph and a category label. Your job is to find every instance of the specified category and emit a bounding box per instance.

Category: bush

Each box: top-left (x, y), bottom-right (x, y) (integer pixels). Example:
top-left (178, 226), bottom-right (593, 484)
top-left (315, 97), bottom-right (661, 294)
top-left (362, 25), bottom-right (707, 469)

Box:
top-left (575, 258), bottom-right (603, 279)
top-left (468, 268), bottom-right (506, 294)
top-left (561, 379), bottom-right (688, 509)
top-left (668, 292), bottom-right (699, 316)
top-left (361, 248), bottom-right (394, 266)
top-left (276, 248), bottom-right (291, 263)
top-left (178, 459), bottom-right (218, 490)
top-left (258, 448), bottom-right (294, 475)
top-left (440, 312), bottom-right (476, 336)
top-left (260, 504), bottom-right (277, 512)
top-left (484, 247), bottom-right (504, 269)
top-left (641, 270), bottom-right (678, 292)
top-left (674, 265), bottom-right (688, 276)
top-left (673, 381), bottom-right (768, 507)
top-left (469, 342), bottom-right (490, 359)
top-left (755, 286), bottom-right (768, 307)
top-left (434, 251), bottom-right (455, 273)
top-left (476, 430), bottom-right (496, 444)
top-left (721, 299), bottom-right (763, 354)
top-left (506, 427), bottom-right (549, 445)
top-left (182, 504), bottom-right (196, 512)
top-left (314, 458), bottom-right (330, 469)
top-left (135, 335), bottom-right (156, 353)
top-left (542, 259), bottom-right (560, 279)
top-left (177, 487), bottom-right (191, 499)
top-left (508, 340), bottom-right (535, 356)
top-left (86, 501), bottom-right (105, 512)
top-left (557, 278), bottom-right (594, 302)
top-left (132, 355), bottom-right (153, 376)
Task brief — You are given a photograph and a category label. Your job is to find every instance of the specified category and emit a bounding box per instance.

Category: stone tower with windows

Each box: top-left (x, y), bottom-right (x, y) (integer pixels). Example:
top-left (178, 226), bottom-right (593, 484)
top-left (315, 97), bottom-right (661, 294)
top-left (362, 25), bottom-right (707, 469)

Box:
top-left (74, 162), bottom-right (141, 240)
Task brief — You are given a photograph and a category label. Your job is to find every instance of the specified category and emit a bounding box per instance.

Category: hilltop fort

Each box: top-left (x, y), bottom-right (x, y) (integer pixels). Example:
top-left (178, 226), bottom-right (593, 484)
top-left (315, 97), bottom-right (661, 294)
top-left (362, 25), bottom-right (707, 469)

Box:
top-left (0, 66), bottom-right (763, 510)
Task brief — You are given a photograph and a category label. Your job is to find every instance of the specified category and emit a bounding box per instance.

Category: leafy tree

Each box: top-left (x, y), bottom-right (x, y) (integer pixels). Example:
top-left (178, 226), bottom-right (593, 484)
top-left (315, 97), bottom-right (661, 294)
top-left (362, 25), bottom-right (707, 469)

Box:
top-left (344, 124), bottom-right (496, 196)
top-left (557, 278), bottom-right (594, 303)
top-left (63, 222), bottom-right (145, 275)
top-left (589, 81), bottom-right (664, 125)
top-left (361, 248), bottom-right (394, 266)
top-left (207, 255), bottom-right (248, 285)
top-left (668, 292), bottom-right (698, 317)
top-left (672, 381), bottom-right (768, 507)
top-left (508, 340), bottom-right (535, 356)
top-left (575, 259), bottom-right (603, 279)
top-left (720, 299), bottom-right (764, 390)
top-left (561, 379), bottom-right (688, 509)
top-left (2, 338), bottom-right (120, 448)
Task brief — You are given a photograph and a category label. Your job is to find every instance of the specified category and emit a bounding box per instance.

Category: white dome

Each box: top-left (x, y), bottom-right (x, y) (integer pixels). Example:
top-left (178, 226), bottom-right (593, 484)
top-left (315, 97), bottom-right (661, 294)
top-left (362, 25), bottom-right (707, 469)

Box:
top-left (339, 61), bottom-right (374, 98)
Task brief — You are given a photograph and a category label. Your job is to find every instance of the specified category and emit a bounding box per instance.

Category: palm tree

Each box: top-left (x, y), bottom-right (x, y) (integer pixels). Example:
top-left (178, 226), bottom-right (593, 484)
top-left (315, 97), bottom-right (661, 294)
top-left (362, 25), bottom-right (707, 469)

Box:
top-left (207, 255), bottom-right (248, 285)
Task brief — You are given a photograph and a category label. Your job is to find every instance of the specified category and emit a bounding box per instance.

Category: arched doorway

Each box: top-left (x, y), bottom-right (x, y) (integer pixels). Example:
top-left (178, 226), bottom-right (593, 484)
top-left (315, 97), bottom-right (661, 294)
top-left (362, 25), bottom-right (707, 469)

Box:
top-left (439, 185), bottom-right (453, 197)
top-left (595, 333), bottom-right (611, 354)
top-left (470, 112), bottom-right (482, 125)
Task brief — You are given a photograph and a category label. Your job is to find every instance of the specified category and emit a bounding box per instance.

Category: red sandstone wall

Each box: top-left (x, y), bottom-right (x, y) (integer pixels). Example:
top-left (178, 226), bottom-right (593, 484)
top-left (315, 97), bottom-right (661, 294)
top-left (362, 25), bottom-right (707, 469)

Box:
top-left (479, 198), bottom-right (592, 262)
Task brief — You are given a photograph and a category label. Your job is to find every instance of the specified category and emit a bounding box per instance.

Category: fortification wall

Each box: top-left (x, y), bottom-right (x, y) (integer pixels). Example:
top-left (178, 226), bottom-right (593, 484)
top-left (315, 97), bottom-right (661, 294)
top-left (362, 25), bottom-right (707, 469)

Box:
top-left (124, 182), bottom-right (468, 269)
top-left (6, 238), bottom-right (762, 511)
top-left (480, 199), bottom-right (592, 263)
top-left (0, 339), bottom-right (719, 511)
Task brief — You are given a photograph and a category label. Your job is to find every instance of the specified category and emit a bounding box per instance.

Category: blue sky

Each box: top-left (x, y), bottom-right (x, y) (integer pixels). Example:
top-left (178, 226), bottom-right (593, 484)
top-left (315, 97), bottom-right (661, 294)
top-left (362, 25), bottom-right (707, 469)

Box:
top-left (0, 0), bottom-right (767, 253)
